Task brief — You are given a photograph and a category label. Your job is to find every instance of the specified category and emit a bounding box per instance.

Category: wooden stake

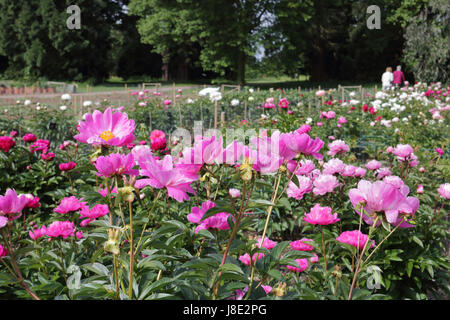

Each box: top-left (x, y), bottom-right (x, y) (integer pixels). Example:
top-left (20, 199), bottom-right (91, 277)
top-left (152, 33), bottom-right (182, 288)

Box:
top-left (214, 100), bottom-right (218, 129)
top-left (244, 101), bottom-right (247, 120)
top-left (220, 112), bottom-right (225, 127)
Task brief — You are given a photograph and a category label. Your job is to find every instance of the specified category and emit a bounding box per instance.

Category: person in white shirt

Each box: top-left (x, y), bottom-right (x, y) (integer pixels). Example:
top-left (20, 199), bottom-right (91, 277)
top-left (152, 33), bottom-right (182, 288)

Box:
top-left (381, 67), bottom-right (393, 91)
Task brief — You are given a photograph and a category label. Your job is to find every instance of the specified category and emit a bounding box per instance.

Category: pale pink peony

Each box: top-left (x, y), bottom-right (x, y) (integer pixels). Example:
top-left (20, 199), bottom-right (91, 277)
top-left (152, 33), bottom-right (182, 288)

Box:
top-left (392, 144), bottom-right (414, 159)
top-left (323, 158), bottom-right (346, 175)
top-left (286, 176), bottom-right (313, 200)
top-left (287, 159), bottom-right (315, 175)
top-left (438, 183), bottom-right (450, 199)
top-left (304, 204), bottom-right (340, 225)
top-left (280, 132), bottom-right (324, 160)
top-left (327, 140), bottom-right (350, 156)
top-left (228, 188), bottom-right (241, 198)
top-left (312, 174), bottom-right (340, 196)
top-left (366, 160), bottom-right (382, 170)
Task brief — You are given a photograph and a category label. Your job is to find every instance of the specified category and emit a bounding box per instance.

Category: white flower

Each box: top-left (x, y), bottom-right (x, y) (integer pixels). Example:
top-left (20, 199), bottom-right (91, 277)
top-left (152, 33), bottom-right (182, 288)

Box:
top-left (36, 106), bottom-right (41, 111)
top-left (83, 100), bottom-right (92, 107)
top-left (209, 91), bottom-right (222, 102)
top-left (248, 96), bottom-right (254, 102)
top-left (349, 91), bottom-right (356, 97)
top-left (231, 99), bottom-right (240, 106)
top-left (261, 114), bottom-right (268, 119)
top-left (4, 109), bottom-right (8, 113)
top-left (186, 98), bottom-right (194, 104)
top-left (24, 100), bottom-right (32, 106)
top-left (297, 102), bottom-right (303, 107)
top-left (394, 128), bottom-right (399, 133)
top-left (59, 105), bottom-right (67, 111)
top-left (249, 88), bottom-right (254, 93)
top-left (199, 87), bottom-right (220, 97)
top-left (402, 117), bottom-right (408, 122)
top-left (306, 117), bottom-right (313, 124)
top-left (61, 93), bottom-right (72, 101)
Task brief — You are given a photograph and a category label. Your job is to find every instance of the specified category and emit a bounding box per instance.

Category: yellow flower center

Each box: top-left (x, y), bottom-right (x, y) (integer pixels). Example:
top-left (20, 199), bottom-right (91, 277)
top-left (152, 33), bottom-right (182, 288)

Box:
top-left (100, 130), bottom-right (115, 142)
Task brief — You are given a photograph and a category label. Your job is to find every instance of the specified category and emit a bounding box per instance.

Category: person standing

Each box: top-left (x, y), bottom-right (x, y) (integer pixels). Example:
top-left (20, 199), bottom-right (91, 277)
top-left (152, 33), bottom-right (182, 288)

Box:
top-left (381, 67), bottom-right (393, 91)
top-left (393, 65), bottom-right (406, 88)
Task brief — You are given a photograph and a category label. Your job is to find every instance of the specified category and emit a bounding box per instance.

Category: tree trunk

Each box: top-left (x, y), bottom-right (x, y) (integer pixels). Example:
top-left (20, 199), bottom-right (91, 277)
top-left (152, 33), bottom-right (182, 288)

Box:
top-left (161, 49), bottom-right (170, 81)
top-left (237, 49), bottom-right (246, 86)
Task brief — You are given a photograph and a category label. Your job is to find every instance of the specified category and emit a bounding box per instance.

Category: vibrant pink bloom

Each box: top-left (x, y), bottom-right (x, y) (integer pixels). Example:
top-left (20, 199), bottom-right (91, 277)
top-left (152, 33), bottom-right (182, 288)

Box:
top-left (29, 139), bottom-right (50, 154)
top-left (338, 116), bottom-right (347, 124)
top-left (74, 108), bottom-right (135, 147)
top-left (59, 162), bottom-right (77, 172)
top-left (278, 98), bottom-right (289, 109)
top-left (29, 226), bottom-right (47, 240)
top-left (366, 160), bottom-right (382, 170)
top-left (163, 99), bottom-right (172, 106)
top-left (327, 140), bottom-right (350, 156)
top-left (435, 148), bottom-right (444, 156)
top-left (392, 144), bottom-right (414, 159)
top-left (312, 174), bottom-right (339, 196)
top-left (53, 196), bottom-right (86, 214)
top-left (76, 231), bottom-right (84, 239)
top-left (0, 244), bottom-right (8, 257)
top-left (416, 185), bottom-right (424, 194)
top-left (309, 254), bottom-right (319, 264)
top-left (290, 238), bottom-right (315, 251)
top-left (323, 158), bottom-right (345, 175)
top-left (287, 258), bottom-right (308, 272)
top-left (46, 221), bottom-right (75, 239)
top-left (79, 204), bottom-right (109, 226)
top-left (98, 186), bottom-right (118, 197)
top-left (136, 154), bottom-right (197, 202)
top-left (23, 133), bottom-right (37, 143)
top-left (337, 230), bottom-right (375, 250)
top-left (0, 216), bottom-right (7, 229)
top-left (304, 204), bottom-right (340, 225)
top-left (95, 153), bottom-right (138, 178)
top-left (386, 146), bottom-right (394, 153)
top-left (150, 130), bottom-right (165, 141)
top-left (151, 137), bottom-right (166, 151)
top-left (280, 132), bottom-right (324, 160)
top-left (229, 188), bottom-right (241, 198)
top-left (438, 183), bottom-right (450, 199)
top-left (0, 189), bottom-right (29, 221)
top-left (256, 237), bottom-right (277, 250)
top-left (348, 180), bottom-right (413, 227)
top-left (187, 200), bottom-right (232, 233)
top-left (296, 124), bottom-right (311, 134)
top-left (316, 122), bottom-right (323, 127)
top-left (286, 176), bottom-right (313, 200)
top-left (24, 195), bottom-right (41, 209)
top-left (419, 167), bottom-right (425, 173)
top-left (287, 159), bottom-right (315, 175)
top-left (9, 131), bottom-right (17, 137)
top-left (0, 136), bottom-right (15, 152)
top-left (183, 134), bottom-right (223, 165)
top-left (41, 152), bottom-right (55, 161)
top-left (239, 253), bottom-right (265, 266)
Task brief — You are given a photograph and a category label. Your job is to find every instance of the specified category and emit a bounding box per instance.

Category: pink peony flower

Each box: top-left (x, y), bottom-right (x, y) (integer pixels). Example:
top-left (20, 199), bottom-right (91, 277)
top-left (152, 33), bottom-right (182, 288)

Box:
top-left (287, 159), bottom-right (315, 175)
top-left (383, 175), bottom-right (405, 189)
top-left (338, 116), bottom-right (347, 124)
top-left (280, 132), bottom-right (324, 160)
top-left (228, 188), bottom-right (241, 198)
top-left (336, 230), bottom-right (375, 250)
top-left (136, 154), bottom-right (197, 202)
top-left (438, 183), bottom-right (450, 199)
top-left (256, 237), bottom-right (277, 250)
top-left (286, 176), bottom-right (313, 200)
top-left (29, 225), bottom-right (47, 240)
top-left (98, 186), bottom-right (118, 197)
top-left (354, 167), bottom-right (367, 177)
top-left (327, 140), bottom-right (350, 156)
top-left (435, 147), bottom-right (444, 156)
top-left (94, 153), bottom-right (138, 178)
top-left (278, 98), bottom-right (289, 109)
top-left (290, 238), bottom-right (315, 251)
top-left (286, 258), bottom-right (309, 272)
top-left (46, 221), bottom-right (75, 239)
top-left (151, 137), bottom-right (167, 151)
top-left (316, 90), bottom-right (326, 97)
top-left (239, 253), bottom-right (265, 266)
top-left (0, 189), bottom-right (30, 221)
top-left (392, 144), bottom-right (414, 159)
top-left (59, 162), bottom-right (77, 172)
top-left (341, 165), bottom-right (356, 177)
top-left (0, 136), bottom-right (16, 152)
top-left (23, 133), bottom-right (37, 143)
top-left (0, 244), bottom-right (8, 257)
top-left (304, 204), bottom-right (340, 225)
top-left (41, 152), bottom-right (55, 161)
top-left (150, 130), bottom-right (165, 141)
top-left (376, 167), bottom-right (392, 179)
top-left (323, 158), bottom-right (345, 175)
top-left (29, 139), bottom-right (50, 154)
top-left (79, 204), bottom-right (109, 226)
top-left (312, 174), bottom-right (340, 196)
top-left (366, 160), bottom-right (382, 170)
top-left (416, 185), bottom-right (424, 194)
top-left (24, 195), bottom-right (41, 209)
top-left (74, 108), bottom-right (135, 147)
top-left (53, 196), bottom-right (86, 214)
top-left (296, 124), bottom-right (311, 134)
top-left (187, 200), bottom-right (232, 233)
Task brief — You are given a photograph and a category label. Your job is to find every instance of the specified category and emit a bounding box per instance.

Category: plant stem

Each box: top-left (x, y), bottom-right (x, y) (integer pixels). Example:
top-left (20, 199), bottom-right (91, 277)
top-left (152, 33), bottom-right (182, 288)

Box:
top-left (321, 226), bottom-right (327, 272)
top-left (128, 200), bottom-right (134, 300)
top-left (135, 190), bottom-right (162, 253)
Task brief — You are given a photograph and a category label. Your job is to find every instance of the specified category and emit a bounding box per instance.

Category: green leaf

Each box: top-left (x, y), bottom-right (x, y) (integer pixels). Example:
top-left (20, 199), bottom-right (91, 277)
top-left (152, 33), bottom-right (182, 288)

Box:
top-left (83, 262), bottom-right (110, 277)
top-left (412, 236), bottom-right (423, 248)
